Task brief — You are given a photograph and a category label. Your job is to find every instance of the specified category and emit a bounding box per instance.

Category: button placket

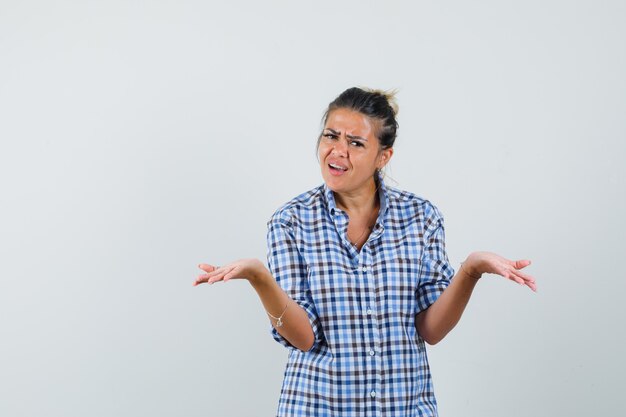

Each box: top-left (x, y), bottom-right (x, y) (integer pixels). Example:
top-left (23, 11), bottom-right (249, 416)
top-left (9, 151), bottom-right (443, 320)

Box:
top-left (360, 253), bottom-right (381, 411)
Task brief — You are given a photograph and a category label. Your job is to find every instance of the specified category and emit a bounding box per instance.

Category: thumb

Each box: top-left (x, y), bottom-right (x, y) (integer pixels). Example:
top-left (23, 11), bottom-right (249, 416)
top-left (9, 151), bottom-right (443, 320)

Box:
top-left (513, 259), bottom-right (531, 270)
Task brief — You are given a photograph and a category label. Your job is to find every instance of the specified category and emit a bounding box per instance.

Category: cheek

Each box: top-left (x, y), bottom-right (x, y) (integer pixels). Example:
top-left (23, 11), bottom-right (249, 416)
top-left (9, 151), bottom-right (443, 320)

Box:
top-left (358, 154), bottom-right (380, 172)
top-left (317, 144), bottom-right (331, 161)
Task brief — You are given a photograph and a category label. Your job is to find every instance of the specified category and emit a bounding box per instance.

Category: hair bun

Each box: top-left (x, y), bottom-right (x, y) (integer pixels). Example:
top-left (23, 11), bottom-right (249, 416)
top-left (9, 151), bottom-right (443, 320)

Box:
top-left (358, 87), bottom-right (399, 116)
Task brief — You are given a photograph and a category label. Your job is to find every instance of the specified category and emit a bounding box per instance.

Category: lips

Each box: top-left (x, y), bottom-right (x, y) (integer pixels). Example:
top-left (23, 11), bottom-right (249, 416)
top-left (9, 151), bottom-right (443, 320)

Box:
top-left (329, 163), bottom-right (347, 171)
top-left (327, 161), bottom-right (348, 176)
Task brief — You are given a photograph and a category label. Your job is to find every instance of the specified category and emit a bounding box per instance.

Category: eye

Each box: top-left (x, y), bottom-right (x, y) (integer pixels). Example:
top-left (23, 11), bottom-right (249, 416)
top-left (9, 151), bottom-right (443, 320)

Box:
top-left (350, 140), bottom-right (364, 147)
top-left (323, 133), bottom-right (338, 140)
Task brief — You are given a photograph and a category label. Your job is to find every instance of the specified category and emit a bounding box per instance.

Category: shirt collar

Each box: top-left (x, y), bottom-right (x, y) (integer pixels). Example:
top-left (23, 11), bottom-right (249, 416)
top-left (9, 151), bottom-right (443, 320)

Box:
top-left (323, 171), bottom-right (389, 218)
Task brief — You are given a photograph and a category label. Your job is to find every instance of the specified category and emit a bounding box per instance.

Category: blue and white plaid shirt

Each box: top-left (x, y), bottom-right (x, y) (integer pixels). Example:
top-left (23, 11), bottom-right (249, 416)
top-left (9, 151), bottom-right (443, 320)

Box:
top-left (267, 176), bottom-right (455, 417)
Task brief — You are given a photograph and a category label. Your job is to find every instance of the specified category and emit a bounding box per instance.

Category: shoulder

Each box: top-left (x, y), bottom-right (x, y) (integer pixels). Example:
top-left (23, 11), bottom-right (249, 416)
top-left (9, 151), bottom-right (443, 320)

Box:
top-left (267, 184), bottom-right (326, 228)
top-left (385, 184), bottom-right (445, 230)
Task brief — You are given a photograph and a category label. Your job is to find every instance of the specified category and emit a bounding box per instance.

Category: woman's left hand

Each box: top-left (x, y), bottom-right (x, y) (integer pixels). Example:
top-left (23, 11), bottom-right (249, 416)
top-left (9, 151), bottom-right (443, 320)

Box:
top-left (461, 251), bottom-right (537, 292)
top-left (194, 258), bottom-right (268, 287)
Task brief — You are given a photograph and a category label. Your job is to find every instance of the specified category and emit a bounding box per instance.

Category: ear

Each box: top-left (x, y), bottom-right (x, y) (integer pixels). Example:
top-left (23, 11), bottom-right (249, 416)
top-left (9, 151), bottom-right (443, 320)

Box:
top-left (377, 147), bottom-right (393, 169)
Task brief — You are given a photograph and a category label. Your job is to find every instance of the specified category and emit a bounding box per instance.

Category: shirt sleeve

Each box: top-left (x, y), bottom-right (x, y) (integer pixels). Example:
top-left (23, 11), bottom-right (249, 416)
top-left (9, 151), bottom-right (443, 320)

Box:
top-left (416, 203), bottom-right (456, 313)
top-left (266, 212), bottom-right (324, 351)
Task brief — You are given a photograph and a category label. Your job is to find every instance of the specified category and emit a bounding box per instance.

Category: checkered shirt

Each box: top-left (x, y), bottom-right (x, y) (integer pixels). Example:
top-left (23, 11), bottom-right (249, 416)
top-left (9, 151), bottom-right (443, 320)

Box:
top-left (267, 177), bottom-right (455, 417)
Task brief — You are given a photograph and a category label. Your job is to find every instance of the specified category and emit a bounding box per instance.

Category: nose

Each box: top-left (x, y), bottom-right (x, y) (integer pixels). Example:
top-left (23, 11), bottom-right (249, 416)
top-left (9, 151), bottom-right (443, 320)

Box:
top-left (332, 137), bottom-right (348, 156)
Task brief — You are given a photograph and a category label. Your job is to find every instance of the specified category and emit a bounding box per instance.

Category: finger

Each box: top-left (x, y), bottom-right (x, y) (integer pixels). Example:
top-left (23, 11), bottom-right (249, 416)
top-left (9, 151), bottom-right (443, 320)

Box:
top-left (204, 266), bottom-right (226, 279)
top-left (495, 265), bottom-right (515, 278)
top-left (194, 264), bottom-right (225, 286)
top-left (511, 275), bottom-right (525, 286)
top-left (499, 262), bottom-right (534, 282)
top-left (510, 268), bottom-right (536, 284)
top-left (208, 266), bottom-right (236, 284)
top-left (193, 272), bottom-right (213, 286)
top-left (203, 265), bottom-right (228, 280)
top-left (512, 259), bottom-right (531, 270)
top-left (223, 267), bottom-right (239, 282)
top-left (507, 269), bottom-right (538, 292)
top-left (197, 270), bottom-right (218, 282)
top-left (519, 275), bottom-right (538, 292)
top-left (521, 275), bottom-right (537, 292)
top-left (198, 263), bottom-right (219, 273)
top-left (502, 270), bottom-right (525, 286)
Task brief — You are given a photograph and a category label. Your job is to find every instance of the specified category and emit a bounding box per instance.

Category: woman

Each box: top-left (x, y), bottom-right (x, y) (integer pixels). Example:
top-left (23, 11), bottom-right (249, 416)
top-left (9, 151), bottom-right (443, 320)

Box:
top-left (194, 87), bottom-right (536, 417)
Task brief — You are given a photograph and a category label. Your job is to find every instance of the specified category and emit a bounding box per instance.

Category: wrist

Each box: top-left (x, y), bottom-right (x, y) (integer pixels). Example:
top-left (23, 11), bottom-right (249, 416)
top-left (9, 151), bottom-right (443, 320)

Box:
top-left (460, 262), bottom-right (482, 281)
top-left (249, 264), bottom-right (272, 288)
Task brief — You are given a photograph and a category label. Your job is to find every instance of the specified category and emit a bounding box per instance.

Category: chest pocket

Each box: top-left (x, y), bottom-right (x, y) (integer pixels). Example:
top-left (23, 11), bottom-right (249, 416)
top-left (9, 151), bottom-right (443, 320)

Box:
top-left (377, 257), bottom-right (421, 315)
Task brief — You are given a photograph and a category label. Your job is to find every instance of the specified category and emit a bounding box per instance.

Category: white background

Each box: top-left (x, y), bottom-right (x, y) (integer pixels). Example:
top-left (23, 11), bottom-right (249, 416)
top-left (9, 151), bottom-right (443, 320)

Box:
top-left (1, 1), bottom-right (624, 416)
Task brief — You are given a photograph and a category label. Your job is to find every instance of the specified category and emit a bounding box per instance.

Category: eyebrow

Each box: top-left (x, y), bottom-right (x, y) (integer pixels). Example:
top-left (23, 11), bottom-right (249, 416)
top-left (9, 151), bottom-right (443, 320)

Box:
top-left (324, 128), bottom-right (368, 142)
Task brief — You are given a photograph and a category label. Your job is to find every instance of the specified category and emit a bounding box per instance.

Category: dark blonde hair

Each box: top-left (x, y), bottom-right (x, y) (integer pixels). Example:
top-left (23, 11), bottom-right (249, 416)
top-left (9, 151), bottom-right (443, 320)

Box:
top-left (321, 87), bottom-right (399, 149)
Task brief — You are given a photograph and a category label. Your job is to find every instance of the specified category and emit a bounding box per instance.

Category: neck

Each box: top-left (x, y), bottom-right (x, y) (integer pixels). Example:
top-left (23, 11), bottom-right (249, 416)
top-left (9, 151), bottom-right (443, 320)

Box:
top-left (334, 178), bottom-right (379, 214)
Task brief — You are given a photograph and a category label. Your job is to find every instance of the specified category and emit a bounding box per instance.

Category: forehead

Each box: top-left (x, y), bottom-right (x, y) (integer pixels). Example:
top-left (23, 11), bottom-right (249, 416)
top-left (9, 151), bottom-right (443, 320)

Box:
top-left (324, 108), bottom-right (377, 138)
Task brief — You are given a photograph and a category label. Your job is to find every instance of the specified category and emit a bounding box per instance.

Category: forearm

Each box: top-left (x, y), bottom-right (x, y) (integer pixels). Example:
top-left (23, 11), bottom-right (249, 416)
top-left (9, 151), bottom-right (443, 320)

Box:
top-left (415, 266), bottom-right (479, 345)
top-left (250, 269), bottom-right (315, 352)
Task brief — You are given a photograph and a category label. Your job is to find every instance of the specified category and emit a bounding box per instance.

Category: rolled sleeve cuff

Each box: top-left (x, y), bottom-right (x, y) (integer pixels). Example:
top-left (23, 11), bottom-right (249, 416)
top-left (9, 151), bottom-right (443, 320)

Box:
top-left (270, 300), bottom-right (323, 352)
top-left (416, 260), bottom-right (455, 313)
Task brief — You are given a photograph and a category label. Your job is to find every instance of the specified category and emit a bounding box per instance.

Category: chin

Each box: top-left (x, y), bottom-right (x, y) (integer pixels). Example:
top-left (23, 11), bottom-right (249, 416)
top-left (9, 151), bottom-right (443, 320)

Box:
top-left (324, 183), bottom-right (343, 193)
top-left (324, 180), bottom-right (355, 196)
top-left (322, 178), bottom-right (341, 191)
top-left (321, 172), bottom-right (344, 190)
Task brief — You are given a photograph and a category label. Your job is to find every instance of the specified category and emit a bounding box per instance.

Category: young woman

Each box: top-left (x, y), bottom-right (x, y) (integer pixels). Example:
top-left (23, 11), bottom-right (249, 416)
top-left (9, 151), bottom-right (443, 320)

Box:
top-left (194, 87), bottom-right (536, 417)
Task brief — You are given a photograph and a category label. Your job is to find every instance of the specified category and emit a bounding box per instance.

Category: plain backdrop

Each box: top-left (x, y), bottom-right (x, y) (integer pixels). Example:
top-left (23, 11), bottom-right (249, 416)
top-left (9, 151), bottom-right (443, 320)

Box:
top-left (1, 1), bottom-right (625, 416)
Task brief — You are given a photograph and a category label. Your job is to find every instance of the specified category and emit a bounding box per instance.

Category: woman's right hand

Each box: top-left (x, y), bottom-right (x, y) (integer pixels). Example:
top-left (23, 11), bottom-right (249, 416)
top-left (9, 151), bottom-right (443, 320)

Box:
top-left (462, 251), bottom-right (537, 292)
top-left (193, 259), bottom-right (268, 287)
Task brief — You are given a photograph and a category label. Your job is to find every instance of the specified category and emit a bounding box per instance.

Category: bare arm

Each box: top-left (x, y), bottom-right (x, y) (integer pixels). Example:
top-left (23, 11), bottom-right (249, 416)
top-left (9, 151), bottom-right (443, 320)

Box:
top-left (415, 251), bottom-right (536, 345)
top-left (195, 259), bottom-right (315, 351)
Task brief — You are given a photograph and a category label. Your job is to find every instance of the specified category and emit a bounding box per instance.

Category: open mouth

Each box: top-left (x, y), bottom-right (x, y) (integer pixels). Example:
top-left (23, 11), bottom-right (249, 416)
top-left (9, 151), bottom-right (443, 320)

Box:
top-left (328, 164), bottom-right (348, 172)
top-left (328, 163), bottom-right (348, 174)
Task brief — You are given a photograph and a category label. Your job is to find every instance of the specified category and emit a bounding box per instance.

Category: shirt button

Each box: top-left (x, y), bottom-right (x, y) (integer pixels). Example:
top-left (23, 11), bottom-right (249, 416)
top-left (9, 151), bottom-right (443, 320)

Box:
top-left (370, 390), bottom-right (376, 398)
top-left (362, 266), bottom-right (368, 272)
top-left (366, 309), bottom-right (373, 315)
top-left (369, 350), bottom-right (375, 356)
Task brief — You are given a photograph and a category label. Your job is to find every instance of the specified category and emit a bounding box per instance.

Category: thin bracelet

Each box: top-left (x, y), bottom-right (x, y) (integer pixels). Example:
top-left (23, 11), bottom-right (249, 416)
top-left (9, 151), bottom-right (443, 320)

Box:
top-left (267, 302), bottom-right (289, 328)
top-left (460, 262), bottom-right (481, 280)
